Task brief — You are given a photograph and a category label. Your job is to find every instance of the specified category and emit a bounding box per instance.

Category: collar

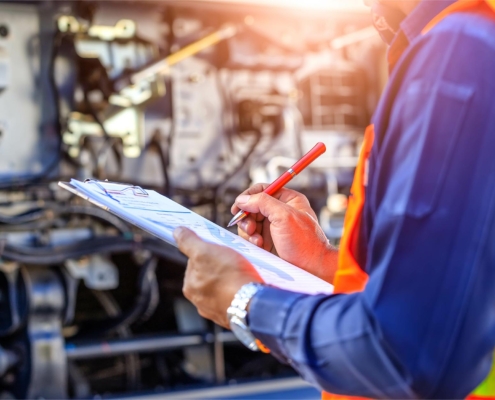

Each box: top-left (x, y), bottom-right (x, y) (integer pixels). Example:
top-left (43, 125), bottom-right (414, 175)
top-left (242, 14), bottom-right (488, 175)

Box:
top-left (387, 0), bottom-right (457, 72)
top-left (400, 0), bottom-right (457, 43)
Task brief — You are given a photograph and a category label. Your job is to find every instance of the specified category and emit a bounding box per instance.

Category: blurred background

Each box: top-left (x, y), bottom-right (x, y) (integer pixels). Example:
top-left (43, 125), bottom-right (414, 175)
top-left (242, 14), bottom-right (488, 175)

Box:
top-left (0, 0), bottom-right (386, 398)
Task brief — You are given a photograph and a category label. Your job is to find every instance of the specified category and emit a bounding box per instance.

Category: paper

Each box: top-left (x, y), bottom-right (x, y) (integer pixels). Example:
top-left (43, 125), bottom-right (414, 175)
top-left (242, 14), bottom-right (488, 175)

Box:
top-left (64, 179), bottom-right (333, 295)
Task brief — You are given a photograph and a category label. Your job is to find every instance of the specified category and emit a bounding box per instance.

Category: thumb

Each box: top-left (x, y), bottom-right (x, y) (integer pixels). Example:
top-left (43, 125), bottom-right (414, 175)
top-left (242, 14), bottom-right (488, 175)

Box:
top-left (173, 227), bottom-right (204, 257)
top-left (235, 193), bottom-right (289, 223)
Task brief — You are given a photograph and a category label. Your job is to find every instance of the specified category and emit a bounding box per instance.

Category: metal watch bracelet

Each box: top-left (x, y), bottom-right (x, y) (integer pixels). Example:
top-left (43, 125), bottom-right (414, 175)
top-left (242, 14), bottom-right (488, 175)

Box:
top-left (226, 282), bottom-right (265, 351)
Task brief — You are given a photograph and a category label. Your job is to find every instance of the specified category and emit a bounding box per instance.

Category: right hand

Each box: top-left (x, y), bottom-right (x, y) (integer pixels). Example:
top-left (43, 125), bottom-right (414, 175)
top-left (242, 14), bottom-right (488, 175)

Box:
top-left (231, 183), bottom-right (338, 284)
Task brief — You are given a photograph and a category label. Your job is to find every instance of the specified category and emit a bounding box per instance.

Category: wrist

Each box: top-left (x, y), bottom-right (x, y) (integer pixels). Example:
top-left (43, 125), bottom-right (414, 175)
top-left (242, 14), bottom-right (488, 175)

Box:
top-left (227, 282), bottom-right (265, 351)
top-left (317, 244), bottom-right (339, 284)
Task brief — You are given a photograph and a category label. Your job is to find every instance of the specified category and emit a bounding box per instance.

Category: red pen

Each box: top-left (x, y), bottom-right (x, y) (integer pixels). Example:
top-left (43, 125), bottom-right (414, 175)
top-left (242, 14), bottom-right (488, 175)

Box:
top-left (227, 142), bottom-right (327, 228)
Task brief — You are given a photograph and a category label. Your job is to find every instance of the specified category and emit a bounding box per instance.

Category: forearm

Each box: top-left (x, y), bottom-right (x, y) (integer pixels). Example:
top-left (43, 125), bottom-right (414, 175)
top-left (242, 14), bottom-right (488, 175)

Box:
top-left (248, 287), bottom-right (416, 398)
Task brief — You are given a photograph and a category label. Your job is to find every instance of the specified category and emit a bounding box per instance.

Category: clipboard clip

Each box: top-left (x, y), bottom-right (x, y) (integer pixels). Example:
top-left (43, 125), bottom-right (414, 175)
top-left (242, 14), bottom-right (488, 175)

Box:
top-left (84, 179), bottom-right (149, 198)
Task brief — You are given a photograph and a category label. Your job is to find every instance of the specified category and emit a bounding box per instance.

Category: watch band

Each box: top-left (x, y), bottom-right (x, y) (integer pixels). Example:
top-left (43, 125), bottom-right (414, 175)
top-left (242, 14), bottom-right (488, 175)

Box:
top-left (227, 282), bottom-right (265, 351)
top-left (231, 283), bottom-right (262, 311)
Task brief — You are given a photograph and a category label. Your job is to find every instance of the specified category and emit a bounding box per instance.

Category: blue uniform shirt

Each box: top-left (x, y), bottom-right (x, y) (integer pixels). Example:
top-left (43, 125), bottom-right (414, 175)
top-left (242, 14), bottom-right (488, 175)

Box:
top-left (248, 1), bottom-right (495, 398)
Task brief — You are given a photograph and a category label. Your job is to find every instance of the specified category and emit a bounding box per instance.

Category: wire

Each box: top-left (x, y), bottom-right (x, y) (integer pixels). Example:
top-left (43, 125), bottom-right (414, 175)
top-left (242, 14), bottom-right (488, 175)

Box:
top-left (76, 257), bottom-right (160, 339)
top-left (0, 236), bottom-right (186, 266)
top-left (0, 205), bottom-right (131, 233)
top-left (92, 290), bottom-right (141, 390)
top-left (82, 89), bottom-right (123, 178)
top-left (144, 131), bottom-right (171, 197)
top-left (211, 130), bottom-right (262, 223)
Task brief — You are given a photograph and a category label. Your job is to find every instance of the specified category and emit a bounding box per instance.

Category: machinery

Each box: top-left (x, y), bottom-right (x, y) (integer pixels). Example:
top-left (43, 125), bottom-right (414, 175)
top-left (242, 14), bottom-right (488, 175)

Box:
top-left (0, 1), bottom-right (384, 398)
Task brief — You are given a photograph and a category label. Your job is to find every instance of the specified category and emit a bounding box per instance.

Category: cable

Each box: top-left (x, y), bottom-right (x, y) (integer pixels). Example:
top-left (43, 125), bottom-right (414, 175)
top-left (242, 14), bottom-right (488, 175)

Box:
top-left (0, 236), bottom-right (186, 266)
top-left (91, 290), bottom-right (140, 390)
top-left (76, 257), bottom-right (160, 339)
top-left (82, 89), bottom-right (123, 178)
top-left (0, 205), bottom-right (131, 233)
top-left (144, 131), bottom-right (171, 197)
top-left (211, 130), bottom-right (262, 222)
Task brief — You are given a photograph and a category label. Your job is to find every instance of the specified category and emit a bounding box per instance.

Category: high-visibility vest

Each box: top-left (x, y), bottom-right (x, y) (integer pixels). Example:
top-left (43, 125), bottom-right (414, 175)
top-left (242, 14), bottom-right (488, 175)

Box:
top-left (324, 1), bottom-right (495, 399)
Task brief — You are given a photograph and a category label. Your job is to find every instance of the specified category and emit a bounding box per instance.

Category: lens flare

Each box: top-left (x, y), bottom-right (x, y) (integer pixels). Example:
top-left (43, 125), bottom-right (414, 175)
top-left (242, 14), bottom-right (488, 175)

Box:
top-left (284, 0), bottom-right (367, 10)
top-left (215, 0), bottom-right (367, 11)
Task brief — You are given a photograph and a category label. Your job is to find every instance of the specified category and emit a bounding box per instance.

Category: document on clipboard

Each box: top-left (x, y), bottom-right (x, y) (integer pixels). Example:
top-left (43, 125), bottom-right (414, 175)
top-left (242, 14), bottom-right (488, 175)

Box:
top-left (59, 179), bottom-right (333, 295)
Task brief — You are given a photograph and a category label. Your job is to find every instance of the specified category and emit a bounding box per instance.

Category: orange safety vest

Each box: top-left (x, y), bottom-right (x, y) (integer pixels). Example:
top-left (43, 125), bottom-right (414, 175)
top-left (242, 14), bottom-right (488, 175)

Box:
top-left (325, 1), bottom-right (495, 400)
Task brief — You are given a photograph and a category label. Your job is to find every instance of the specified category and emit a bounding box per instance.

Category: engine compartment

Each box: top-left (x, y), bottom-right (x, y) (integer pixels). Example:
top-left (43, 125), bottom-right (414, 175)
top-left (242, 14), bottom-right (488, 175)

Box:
top-left (0, 1), bottom-right (384, 397)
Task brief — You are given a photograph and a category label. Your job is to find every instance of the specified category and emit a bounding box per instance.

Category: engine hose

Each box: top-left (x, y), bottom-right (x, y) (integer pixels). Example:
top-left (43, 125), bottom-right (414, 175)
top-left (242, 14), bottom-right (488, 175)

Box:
top-left (74, 257), bottom-right (160, 339)
top-left (0, 205), bottom-right (131, 234)
top-left (0, 236), bottom-right (186, 266)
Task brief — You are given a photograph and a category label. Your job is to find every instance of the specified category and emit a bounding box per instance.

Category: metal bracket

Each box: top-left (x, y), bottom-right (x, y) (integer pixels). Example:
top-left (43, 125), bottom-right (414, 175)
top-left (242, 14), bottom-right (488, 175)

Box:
top-left (65, 254), bottom-right (119, 290)
top-left (63, 108), bottom-right (144, 158)
top-left (57, 16), bottom-right (136, 41)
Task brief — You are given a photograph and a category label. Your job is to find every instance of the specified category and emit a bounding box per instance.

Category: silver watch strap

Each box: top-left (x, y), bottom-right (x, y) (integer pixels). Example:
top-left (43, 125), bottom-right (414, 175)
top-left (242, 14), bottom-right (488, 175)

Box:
top-left (227, 282), bottom-right (264, 322)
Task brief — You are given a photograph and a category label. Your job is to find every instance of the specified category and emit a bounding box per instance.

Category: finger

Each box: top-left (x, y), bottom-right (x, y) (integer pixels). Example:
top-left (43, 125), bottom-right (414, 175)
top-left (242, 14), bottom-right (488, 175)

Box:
top-left (173, 227), bottom-right (205, 257)
top-left (247, 233), bottom-right (263, 247)
top-left (238, 216), bottom-right (257, 236)
top-left (231, 183), bottom-right (294, 214)
top-left (231, 183), bottom-right (267, 214)
top-left (237, 228), bottom-right (260, 246)
top-left (237, 222), bottom-right (264, 248)
top-left (255, 220), bottom-right (263, 235)
top-left (261, 218), bottom-right (274, 251)
top-left (237, 228), bottom-right (251, 242)
top-left (182, 264), bottom-right (193, 301)
top-left (234, 192), bottom-right (289, 223)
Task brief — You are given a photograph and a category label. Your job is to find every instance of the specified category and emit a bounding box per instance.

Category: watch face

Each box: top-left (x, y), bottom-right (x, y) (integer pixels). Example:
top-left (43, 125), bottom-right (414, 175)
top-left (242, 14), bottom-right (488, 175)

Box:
top-left (229, 316), bottom-right (258, 351)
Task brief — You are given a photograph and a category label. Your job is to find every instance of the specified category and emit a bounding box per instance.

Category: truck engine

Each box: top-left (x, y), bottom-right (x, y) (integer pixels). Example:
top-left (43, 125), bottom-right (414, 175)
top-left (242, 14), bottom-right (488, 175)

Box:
top-left (0, 0), bottom-right (385, 398)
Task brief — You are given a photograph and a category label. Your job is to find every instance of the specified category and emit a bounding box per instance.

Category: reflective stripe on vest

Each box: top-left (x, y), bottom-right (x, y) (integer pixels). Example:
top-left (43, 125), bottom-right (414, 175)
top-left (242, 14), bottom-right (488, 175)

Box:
top-left (325, 1), bottom-right (495, 399)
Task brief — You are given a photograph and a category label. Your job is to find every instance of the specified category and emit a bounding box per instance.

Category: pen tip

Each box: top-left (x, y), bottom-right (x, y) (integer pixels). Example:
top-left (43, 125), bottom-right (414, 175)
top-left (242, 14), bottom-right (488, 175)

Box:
top-left (227, 210), bottom-right (247, 228)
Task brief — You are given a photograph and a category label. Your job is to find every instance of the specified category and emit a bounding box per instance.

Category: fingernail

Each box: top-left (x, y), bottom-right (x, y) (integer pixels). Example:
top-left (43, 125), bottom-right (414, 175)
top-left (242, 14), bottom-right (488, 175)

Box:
top-left (240, 221), bottom-right (248, 231)
top-left (173, 227), bottom-right (184, 240)
top-left (249, 236), bottom-right (258, 245)
top-left (236, 195), bottom-right (251, 204)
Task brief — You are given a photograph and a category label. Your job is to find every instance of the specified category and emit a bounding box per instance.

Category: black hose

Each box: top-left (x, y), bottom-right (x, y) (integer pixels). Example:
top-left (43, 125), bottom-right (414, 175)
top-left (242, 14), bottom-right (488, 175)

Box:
top-left (211, 130), bottom-right (262, 222)
top-left (0, 205), bottom-right (131, 233)
top-left (75, 257), bottom-right (160, 339)
top-left (0, 236), bottom-right (186, 266)
top-left (144, 132), bottom-right (171, 197)
top-left (82, 90), bottom-right (123, 178)
top-left (110, 256), bottom-right (159, 330)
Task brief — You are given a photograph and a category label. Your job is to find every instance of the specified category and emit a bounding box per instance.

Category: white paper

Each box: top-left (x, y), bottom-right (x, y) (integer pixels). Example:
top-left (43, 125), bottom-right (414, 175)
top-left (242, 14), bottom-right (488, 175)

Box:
top-left (66, 179), bottom-right (333, 295)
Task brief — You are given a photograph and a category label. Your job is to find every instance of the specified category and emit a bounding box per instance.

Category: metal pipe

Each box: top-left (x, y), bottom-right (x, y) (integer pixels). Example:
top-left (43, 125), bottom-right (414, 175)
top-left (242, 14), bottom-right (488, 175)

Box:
top-left (119, 24), bottom-right (238, 91)
top-left (65, 332), bottom-right (237, 360)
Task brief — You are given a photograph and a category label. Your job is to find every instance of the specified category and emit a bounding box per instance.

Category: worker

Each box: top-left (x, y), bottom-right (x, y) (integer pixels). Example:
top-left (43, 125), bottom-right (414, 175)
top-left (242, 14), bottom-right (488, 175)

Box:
top-left (173, 0), bottom-right (495, 397)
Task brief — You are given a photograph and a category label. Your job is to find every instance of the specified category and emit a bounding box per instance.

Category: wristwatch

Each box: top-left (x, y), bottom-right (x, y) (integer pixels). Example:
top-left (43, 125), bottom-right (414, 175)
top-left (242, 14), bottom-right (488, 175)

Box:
top-left (226, 282), bottom-right (265, 351)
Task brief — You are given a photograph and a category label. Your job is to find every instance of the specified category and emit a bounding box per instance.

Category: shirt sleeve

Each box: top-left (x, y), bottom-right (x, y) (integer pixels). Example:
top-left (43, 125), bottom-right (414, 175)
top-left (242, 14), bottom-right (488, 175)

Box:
top-left (248, 13), bottom-right (495, 399)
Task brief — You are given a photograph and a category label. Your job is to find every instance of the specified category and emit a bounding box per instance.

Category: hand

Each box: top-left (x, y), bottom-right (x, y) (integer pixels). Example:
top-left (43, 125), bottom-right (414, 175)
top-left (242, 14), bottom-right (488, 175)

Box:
top-left (174, 226), bottom-right (263, 329)
top-left (231, 184), bottom-right (338, 283)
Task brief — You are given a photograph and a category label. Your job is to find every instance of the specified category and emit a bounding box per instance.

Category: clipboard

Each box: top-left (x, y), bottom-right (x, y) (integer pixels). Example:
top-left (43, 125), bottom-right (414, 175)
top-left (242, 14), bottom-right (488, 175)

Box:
top-left (59, 179), bottom-right (148, 212)
top-left (59, 179), bottom-right (334, 295)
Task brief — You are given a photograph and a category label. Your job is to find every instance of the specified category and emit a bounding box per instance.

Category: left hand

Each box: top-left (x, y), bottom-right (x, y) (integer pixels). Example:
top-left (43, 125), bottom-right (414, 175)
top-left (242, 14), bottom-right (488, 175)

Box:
top-left (174, 226), bottom-right (263, 328)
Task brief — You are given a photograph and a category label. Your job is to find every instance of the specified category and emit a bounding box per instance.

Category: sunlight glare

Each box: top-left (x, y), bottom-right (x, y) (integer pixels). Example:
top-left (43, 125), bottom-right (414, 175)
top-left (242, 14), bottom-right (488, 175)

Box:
top-left (284, 0), bottom-right (367, 10)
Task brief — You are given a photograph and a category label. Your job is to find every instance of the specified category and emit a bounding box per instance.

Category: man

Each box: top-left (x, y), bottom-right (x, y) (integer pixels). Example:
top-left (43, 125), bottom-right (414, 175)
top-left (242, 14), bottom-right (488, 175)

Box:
top-left (173, 0), bottom-right (495, 397)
